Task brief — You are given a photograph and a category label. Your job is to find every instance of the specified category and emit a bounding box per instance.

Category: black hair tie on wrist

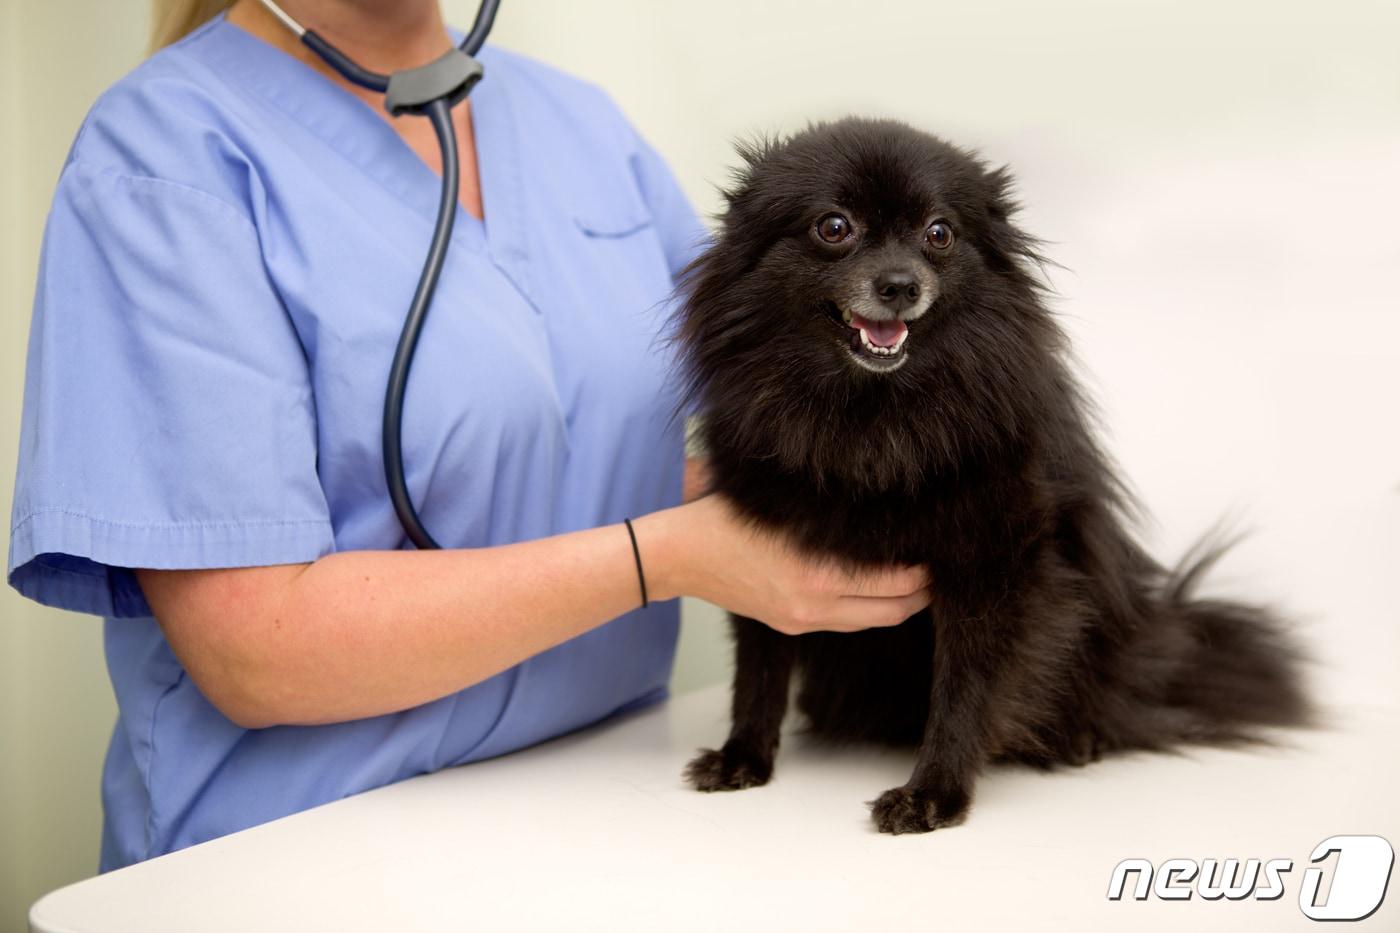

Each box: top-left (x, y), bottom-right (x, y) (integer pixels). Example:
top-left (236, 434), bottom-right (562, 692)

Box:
top-left (623, 518), bottom-right (649, 609)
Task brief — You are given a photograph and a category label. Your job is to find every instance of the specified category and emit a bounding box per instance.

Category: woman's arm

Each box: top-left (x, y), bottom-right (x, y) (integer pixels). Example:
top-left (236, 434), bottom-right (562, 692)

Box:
top-left (137, 480), bottom-right (931, 730)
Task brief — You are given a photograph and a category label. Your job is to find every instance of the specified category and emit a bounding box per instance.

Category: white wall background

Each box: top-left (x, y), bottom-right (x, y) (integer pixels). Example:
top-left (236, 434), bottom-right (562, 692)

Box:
top-left (4, 0), bottom-right (1398, 929)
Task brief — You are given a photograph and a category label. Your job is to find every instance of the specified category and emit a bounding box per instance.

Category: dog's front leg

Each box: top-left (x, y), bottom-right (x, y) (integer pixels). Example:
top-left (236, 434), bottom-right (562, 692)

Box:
top-left (870, 592), bottom-right (1015, 833)
top-left (685, 614), bottom-right (796, 791)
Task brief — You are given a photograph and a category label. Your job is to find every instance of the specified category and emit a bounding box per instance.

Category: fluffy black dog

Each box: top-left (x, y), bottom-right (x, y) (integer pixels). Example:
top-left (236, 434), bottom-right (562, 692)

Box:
top-left (673, 117), bottom-right (1310, 834)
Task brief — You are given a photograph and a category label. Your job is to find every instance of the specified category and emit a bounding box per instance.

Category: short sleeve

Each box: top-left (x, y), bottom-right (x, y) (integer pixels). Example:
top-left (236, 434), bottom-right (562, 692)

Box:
top-left (7, 161), bottom-right (335, 618)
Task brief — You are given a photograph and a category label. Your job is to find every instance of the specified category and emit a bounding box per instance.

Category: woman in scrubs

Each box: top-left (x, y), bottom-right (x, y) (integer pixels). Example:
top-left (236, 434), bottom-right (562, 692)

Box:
top-left (7, 0), bottom-right (933, 871)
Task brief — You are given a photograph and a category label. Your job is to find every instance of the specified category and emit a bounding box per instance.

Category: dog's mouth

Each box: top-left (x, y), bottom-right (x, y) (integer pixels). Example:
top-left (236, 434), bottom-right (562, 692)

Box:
top-left (829, 304), bottom-right (909, 372)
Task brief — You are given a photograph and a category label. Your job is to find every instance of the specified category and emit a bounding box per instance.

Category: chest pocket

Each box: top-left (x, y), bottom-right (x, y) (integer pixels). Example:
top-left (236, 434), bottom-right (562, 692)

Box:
top-left (573, 202), bottom-right (653, 239)
top-left (552, 190), bottom-right (680, 433)
top-left (568, 149), bottom-right (655, 240)
top-left (567, 186), bottom-right (670, 314)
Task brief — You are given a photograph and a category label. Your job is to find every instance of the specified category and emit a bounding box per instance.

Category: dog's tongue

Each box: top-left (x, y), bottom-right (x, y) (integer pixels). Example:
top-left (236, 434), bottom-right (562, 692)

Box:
top-left (849, 313), bottom-right (908, 348)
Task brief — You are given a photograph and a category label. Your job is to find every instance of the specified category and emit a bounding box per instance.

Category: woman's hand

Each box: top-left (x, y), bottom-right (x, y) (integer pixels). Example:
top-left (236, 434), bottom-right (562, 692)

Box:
top-left (636, 493), bottom-right (931, 635)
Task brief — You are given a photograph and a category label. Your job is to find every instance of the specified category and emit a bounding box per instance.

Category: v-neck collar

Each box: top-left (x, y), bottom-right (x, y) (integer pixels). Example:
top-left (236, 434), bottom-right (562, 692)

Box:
top-left (192, 12), bottom-right (530, 283)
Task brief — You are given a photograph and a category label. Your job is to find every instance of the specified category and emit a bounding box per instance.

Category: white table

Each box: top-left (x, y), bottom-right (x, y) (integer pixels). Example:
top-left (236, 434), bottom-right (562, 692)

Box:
top-left (30, 684), bottom-right (1399, 932)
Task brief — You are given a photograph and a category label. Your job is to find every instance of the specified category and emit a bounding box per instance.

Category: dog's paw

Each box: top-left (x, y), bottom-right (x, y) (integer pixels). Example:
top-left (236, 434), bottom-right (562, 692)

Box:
top-left (1066, 729), bottom-right (1104, 767)
top-left (684, 742), bottom-right (773, 792)
top-left (868, 785), bottom-right (969, 834)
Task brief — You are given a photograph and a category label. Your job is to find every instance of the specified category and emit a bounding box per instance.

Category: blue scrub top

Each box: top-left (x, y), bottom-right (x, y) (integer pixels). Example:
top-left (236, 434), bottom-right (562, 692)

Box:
top-left (7, 15), bottom-right (706, 871)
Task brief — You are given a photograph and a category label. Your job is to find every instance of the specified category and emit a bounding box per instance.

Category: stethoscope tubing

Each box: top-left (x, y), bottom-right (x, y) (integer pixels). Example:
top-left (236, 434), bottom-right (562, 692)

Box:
top-left (382, 96), bottom-right (458, 550)
top-left (258, 0), bottom-right (501, 550)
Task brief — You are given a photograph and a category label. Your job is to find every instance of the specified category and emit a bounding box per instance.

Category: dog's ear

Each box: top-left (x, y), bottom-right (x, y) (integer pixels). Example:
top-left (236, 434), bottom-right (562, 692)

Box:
top-left (978, 164), bottom-right (1052, 282)
top-left (983, 164), bottom-right (1022, 226)
top-left (721, 133), bottom-right (780, 211)
top-left (734, 133), bottom-right (780, 171)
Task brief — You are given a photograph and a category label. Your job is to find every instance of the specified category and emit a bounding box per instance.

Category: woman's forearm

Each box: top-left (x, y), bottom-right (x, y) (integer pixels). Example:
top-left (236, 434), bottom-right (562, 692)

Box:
top-left (138, 459), bottom-right (931, 730)
top-left (138, 504), bottom-right (693, 729)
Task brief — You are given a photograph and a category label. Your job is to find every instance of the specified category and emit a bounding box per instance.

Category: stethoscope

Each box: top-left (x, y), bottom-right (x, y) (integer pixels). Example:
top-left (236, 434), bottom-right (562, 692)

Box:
top-left (258, 0), bottom-right (500, 550)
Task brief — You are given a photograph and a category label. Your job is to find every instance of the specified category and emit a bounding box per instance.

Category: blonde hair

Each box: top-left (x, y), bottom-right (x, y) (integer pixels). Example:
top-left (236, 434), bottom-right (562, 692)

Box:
top-left (150, 0), bottom-right (238, 52)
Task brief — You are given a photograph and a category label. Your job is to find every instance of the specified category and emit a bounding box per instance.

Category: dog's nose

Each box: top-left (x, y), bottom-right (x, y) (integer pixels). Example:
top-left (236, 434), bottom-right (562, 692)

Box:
top-left (873, 270), bottom-right (921, 312)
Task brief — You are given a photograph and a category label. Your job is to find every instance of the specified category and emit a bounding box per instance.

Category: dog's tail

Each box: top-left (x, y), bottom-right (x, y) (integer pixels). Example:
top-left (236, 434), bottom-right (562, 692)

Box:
top-left (1162, 538), bottom-right (1313, 738)
top-left (1103, 533), bottom-right (1313, 750)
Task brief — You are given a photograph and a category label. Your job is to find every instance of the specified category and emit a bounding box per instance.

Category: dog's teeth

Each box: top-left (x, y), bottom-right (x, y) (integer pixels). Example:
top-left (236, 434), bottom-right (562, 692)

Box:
top-left (857, 326), bottom-right (905, 356)
top-left (842, 309), bottom-right (853, 324)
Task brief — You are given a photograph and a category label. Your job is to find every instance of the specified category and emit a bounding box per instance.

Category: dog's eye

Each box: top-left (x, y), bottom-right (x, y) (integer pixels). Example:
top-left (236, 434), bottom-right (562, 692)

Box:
top-left (926, 221), bottom-right (955, 250)
top-left (815, 213), bottom-right (852, 243)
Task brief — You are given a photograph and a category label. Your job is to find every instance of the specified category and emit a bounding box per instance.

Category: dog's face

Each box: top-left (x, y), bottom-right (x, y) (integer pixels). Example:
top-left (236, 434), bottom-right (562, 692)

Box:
top-left (676, 118), bottom-right (1060, 487)
top-left (746, 142), bottom-right (973, 376)
top-left (810, 206), bottom-right (943, 374)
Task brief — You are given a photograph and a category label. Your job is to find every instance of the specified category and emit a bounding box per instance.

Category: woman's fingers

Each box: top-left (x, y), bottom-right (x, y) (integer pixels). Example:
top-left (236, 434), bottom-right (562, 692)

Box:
top-left (777, 559), bottom-right (931, 633)
top-left (825, 587), bottom-right (933, 631)
top-left (832, 561), bottom-right (931, 599)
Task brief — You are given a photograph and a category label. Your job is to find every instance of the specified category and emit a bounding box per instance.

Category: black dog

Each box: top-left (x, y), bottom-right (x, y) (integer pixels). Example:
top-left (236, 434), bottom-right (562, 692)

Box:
top-left (673, 117), bottom-right (1310, 834)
